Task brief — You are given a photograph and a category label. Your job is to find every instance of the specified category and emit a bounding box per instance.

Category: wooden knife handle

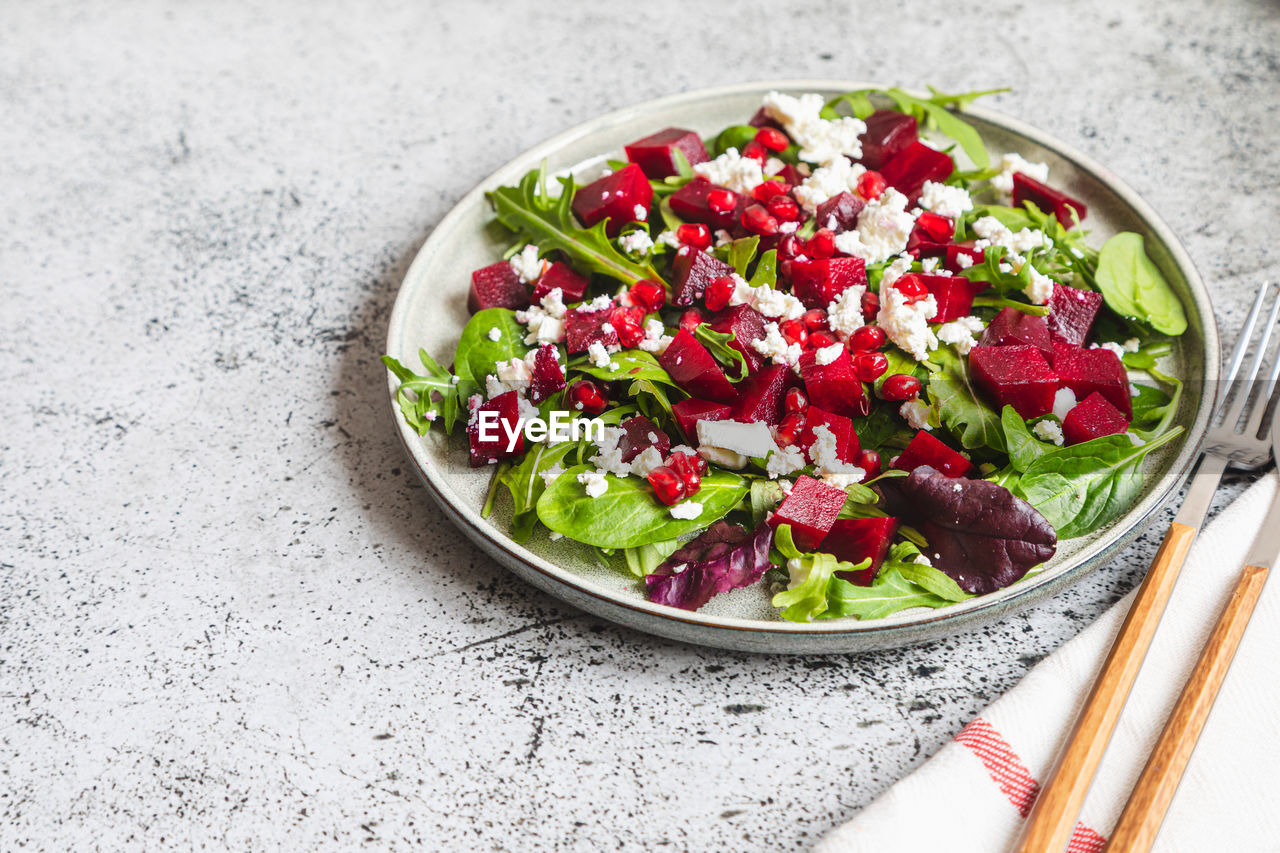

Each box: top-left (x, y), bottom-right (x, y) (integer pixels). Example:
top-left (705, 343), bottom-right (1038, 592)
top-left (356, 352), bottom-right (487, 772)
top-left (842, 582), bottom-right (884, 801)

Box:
top-left (1010, 522), bottom-right (1198, 853)
top-left (1105, 563), bottom-right (1269, 852)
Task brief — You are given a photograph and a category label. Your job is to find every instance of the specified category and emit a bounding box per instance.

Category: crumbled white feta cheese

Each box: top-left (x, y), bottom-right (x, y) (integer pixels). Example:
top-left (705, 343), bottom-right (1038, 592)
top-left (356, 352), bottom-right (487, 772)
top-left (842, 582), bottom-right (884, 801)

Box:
top-left (587, 341), bottom-right (613, 369)
top-left (900, 398), bottom-right (933, 430)
top-left (791, 156), bottom-right (867, 213)
top-left (955, 252), bottom-right (975, 270)
top-left (714, 229), bottom-right (733, 247)
top-left (808, 424), bottom-right (865, 488)
top-left (581, 294), bottom-right (613, 312)
top-left (752, 322), bottom-right (804, 369)
top-left (630, 447), bottom-right (665, 478)
top-left (540, 464), bottom-right (565, 488)
top-left (509, 244), bottom-right (549, 284)
top-left (1122, 337), bottom-right (1141, 353)
top-left (765, 444), bottom-right (807, 479)
top-left (577, 469), bottom-right (608, 498)
top-left (588, 426), bottom-right (631, 478)
top-left (876, 287), bottom-right (939, 362)
top-left (487, 327), bottom-right (502, 342)
top-left (655, 229), bottom-right (682, 249)
top-left (1033, 419), bottom-right (1065, 446)
top-left (761, 90), bottom-right (866, 166)
top-left (972, 216), bottom-right (1047, 257)
top-left (1024, 266), bottom-right (1056, 305)
top-left (669, 501), bottom-right (704, 520)
top-left (697, 419), bottom-right (780, 459)
top-left (726, 272), bottom-right (806, 321)
top-left (764, 157), bottom-right (786, 176)
top-left (880, 253), bottom-right (914, 287)
top-left (937, 315), bottom-right (985, 355)
top-left (693, 147), bottom-right (765, 194)
top-left (913, 553), bottom-right (933, 567)
top-left (1096, 341), bottom-right (1127, 359)
top-left (833, 188), bottom-right (918, 264)
top-left (618, 229), bottom-right (653, 256)
top-left (779, 220), bottom-right (799, 234)
top-left (698, 446), bottom-right (748, 469)
top-left (918, 181), bottom-right (974, 219)
top-left (921, 256), bottom-right (940, 273)
top-left (990, 152), bottom-right (1050, 198)
top-left (485, 356), bottom-right (534, 396)
top-left (1052, 387), bottom-right (1078, 420)
top-left (515, 287), bottom-right (567, 345)
top-left (633, 204), bottom-right (648, 221)
top-left (637, 318), bottom-right (673, 354)
top-left (826, 285), bottom-right (867, 339)
top-left (600, 322), bottom-right (615, 334)
top-left (814, 342), bottom-right (845, 366)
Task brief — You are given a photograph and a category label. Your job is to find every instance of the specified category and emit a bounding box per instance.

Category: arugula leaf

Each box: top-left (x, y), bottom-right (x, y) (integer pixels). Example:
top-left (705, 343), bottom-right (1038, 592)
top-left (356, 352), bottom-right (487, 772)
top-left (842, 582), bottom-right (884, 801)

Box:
top-left (629, 376), bottom-right (682, 425)
top-left (623, 539), bottom-right (679, 578)
top-left (882, 88), bottom-right (992, 170)
top-left (823, 565), bottom-right (954, 619)
top-left (770, 525), bottom-right (866, 622)
top-left (536, 464), bottom-right (750, 548)
top-left (1014, 427), bottom-right (1185, 538)
top-left (1095, 232), bottom-right (1187, 335)
top-left (694, 324), bottom-right (749, 381)
top-left (853, 401), bottom-right (911, 452)
top-left (452, 308), bottom-right (532, 396)
top-left (1129, 366), bottom-right (1183, 441)
top-left (497, 442), bottom-right (578, 542)
top-left (488, 164), bottom-right (659, 284)
top-left (927, 348), bottom-right (1006, 453)
top-left (749, 249), bottom-right (778, 287)
top-left (1000, 405), bottom-right (1054, 473)
top-left (749, 479), bottom-right (786, 528)
top-left (382, 349), bottom-right (461, 434)
top-left (971, 295), bottom-right (1050, 316)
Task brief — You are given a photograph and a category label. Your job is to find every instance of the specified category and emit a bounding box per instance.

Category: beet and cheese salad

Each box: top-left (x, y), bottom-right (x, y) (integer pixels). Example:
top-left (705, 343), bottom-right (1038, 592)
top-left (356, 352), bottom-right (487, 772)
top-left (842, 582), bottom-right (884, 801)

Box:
top-left (385, 86), bottom-right (1190, 622)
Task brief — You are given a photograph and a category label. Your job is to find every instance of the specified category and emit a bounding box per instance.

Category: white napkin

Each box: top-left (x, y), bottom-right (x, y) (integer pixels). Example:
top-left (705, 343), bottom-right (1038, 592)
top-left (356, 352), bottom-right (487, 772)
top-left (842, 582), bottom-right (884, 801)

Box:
top-left (817, 473), bottom-right (1280, 853)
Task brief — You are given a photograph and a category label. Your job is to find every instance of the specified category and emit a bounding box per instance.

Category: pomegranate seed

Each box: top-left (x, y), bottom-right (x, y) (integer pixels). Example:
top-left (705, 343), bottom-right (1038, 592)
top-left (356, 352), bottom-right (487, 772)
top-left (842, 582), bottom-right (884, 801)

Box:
top-left (754, 126), bottom-right (789, 153)
top-left (893, 274), bottom-right (929, 304)
top-left (807, 330), bottom-right (838, 350)
top-left (647, 465), bottom-right (687, 506)
top-left (856, 170), bottom-right (887, 200)
top-left (752, 181), bottom-right (788, 202)
top-left (777, 234), bottom-right (804, 260)
top-left (707, 189), bottom-right (737, 214)
top-left (678, 308), bottom-right (705, 333)
top-left (848, 325), bottom-right (887, 351)
top-left (629, 279), bottom-right (666, 313)
top-left (766, 195), bottom-right (801, 222)
top-left (741, 141), bottom-right (768, 163)
top-left (775, 411), bottom-right (807, 446)
top-left (881, 373), bottom-right (922, 402)
top-left (610, 306), bottom-right (646, 348)
top-left (666, 452), bottom-right (703, 496)
top-left (807, 229), bottom-right (836, 260)
top-left (675, 222), bottom-right (712, 250)
top-left (567, 379), bottom-right (608, 414)
top-left (704, 275), bottom-right (736, 312)
top-left (915, 211), bottom-right (954, 243)
top-left (855, 449), bottom-right (881, 478)
top-left (779, 318), bottom-right (808, 346)
top-left (784, 387), bottom-right (809, 414)
top-left (740, 204), bottom-right (779, 236)
top-left (803, 308), bottom-right (828, 331)
top-left (852, 351), bottom-right (889, 382)
top-left (861, 290), bottom-right (880, 322)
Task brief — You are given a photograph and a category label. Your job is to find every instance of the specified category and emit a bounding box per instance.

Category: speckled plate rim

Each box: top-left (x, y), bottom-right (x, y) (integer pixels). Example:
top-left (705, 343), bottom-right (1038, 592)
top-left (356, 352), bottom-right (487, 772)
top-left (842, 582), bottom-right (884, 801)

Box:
top-left (386, 80), bottom-right (1218, 653)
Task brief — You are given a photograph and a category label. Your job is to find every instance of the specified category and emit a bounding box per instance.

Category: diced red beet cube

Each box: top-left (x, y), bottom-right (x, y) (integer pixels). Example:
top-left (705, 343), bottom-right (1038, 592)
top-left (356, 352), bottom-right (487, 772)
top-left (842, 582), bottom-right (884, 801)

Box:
top-left (906, 212), bottom-right (955, 257)
top-left (529, 344), bottom-right (565, 404)
top-left (1062, 392), bottom-right (1130, 445)
top-left (468, 261), bottom-right (528, 314)
top-left (729, 364), bottom-right (789, 425)
top-left (571, 163), bottom-right (654, 237)
top-left (826, 517), bottom-right (899, 585)
top-left (768, 475), bottom-right (849, 551)
top-left (709, 304), bottom-right (768, 374)
top-left (776, 163), bottom-right (806, 186)
top-left (671, 247), bottom-right (735, 307)
top-left (945, 243), bottom-right (985, 273)
top-left (979, 308), bottom-right (1054, 363)
top-left (531, 261), bottom-right (588, 304)
top-left (912, 273), bottom-right (987, 323)
top-left (789, 257), bottom-right (868, 310)
top-left (797, 346), bottom-right (870, 419)
top-left (658, 328), bottom-right (739, 404)
top-left (970, 345), bottom-right (1059, 419)
top-left (747, 107), bottom-right (784, 130)
top-left (1052, 342), bottom-right (1132, 418)
top-left (859, 110), bottom-right (919, 170)
top-left (891, 431), bottom-right (972, 478)
top-left (466, 390), bottom-right (524, 467)
top-left (671, 398), bottom-right (732, 440)
top-left (565, 306), bottom-right (620, 354)
top-left (814, 192), bottom-right (866, 233)
top-left (617, 415), bottom-right (672, 462)
top-left (1046, 283), bottom-right (1104, 346)
top-left (624, 127), bottom-right (710, 179)
top-left (669, 177), bottom-right (748, 234)
top-left (796, 406), bottom-right (860, 465)
top-left (879, 141), bottom-right (954, 201)
top-left (1012, 172), bottom-right (1088, 228)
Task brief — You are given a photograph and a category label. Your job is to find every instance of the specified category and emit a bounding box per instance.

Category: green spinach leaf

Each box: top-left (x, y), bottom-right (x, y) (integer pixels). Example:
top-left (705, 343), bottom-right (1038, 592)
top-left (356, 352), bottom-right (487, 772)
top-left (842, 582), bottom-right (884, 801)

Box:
top-left (1095, 232), bottom-right (1187, 336)
top-left (623, 540), bottom-right (679, 578)
top-left (497, 442), bottom-right (578, 542)
top-left (927, 348), bottom-right (1006, 453)
top-left (1000, 405), bottom-right (1054, 473)
top-left (453, 308), bottom-right (533, 392)
top-left (749, 249), bottom-right (778, 287)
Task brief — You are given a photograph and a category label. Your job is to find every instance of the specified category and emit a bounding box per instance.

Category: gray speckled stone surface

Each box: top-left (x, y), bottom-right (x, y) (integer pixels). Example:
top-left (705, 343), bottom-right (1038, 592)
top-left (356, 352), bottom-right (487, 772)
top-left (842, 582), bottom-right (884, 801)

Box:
top-left (2, 1), bottom-right (1277, 849)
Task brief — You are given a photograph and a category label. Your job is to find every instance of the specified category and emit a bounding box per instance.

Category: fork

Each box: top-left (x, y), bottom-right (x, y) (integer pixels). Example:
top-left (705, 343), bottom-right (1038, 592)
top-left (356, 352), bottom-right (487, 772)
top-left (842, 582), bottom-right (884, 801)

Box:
top-left (1012, 280), bottom-right (1280, 853)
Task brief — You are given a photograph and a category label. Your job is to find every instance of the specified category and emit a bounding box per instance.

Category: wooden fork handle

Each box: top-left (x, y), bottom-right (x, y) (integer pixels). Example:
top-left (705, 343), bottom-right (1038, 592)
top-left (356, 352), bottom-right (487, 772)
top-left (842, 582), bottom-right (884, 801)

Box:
top-left (1011, 522), bottom-right (1199, 853)
top-left (1105, 563), bottom-right (1270, 852)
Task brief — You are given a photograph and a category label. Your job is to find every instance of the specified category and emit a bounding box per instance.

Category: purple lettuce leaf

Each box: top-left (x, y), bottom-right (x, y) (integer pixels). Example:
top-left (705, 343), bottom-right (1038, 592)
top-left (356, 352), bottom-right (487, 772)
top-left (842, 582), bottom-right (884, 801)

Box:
top-left (644, 521), bottom-right (775, 611)
top-left (881, 465), bottom-right (1057, 595)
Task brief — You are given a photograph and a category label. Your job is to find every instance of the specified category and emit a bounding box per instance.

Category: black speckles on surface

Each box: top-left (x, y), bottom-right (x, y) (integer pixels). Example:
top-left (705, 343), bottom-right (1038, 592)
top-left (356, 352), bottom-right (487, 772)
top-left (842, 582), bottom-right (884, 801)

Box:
top-left (2, 0), bottom-right (1278, 850)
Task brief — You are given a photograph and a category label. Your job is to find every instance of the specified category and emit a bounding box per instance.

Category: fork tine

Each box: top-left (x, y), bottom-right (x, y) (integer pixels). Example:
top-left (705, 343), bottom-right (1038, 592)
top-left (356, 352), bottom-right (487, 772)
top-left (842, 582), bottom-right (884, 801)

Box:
top-left (1222, 282), bottom-right (1280, 432)
top-left (1244, 284), bottom-right (1280, 437)
top-left (1223, 279), bottom-right (1271, 384)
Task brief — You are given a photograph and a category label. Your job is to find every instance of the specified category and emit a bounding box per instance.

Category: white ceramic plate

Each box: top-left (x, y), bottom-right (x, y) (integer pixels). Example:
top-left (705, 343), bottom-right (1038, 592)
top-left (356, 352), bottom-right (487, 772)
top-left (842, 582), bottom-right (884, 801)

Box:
top-left (386, 81), bottom-right (1217, 653)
